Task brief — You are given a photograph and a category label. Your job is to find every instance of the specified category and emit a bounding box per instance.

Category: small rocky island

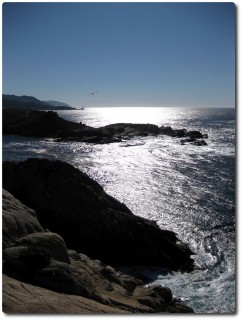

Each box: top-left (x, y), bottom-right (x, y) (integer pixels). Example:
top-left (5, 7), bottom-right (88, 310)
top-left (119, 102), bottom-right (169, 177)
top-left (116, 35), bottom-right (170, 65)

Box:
top-left (3, 109), bottom-right (208, 145)
top-left (2, 158), bottom-right (195, 313)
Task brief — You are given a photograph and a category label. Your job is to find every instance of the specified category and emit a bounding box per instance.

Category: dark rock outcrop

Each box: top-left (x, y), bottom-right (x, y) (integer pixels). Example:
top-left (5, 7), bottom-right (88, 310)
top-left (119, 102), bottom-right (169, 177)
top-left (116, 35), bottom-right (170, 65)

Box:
top-left (3, 109), bottom-right (207, 145)
top-left (2, 191), bottom-right (194, 313)
top-left (180, 138), bottom-right (208, 146)
top-left (193, 139), bottom-right (207, 146)
top-left (2, 158), bottom-right (194, 271)
top-left (2, 109), bottom-right (158, 143)
top-left (2, 109), bottom-right (88, 138)
top-left (185, 130), bottom-right (203, 139)
top-left (159, 126), bottom-right (187, 137)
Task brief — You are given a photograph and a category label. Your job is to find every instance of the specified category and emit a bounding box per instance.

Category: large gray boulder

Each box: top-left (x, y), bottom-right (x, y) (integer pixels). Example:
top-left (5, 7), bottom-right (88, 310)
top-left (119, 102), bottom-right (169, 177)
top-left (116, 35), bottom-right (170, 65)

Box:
top-left (2, 189), bottom-right (44, 249)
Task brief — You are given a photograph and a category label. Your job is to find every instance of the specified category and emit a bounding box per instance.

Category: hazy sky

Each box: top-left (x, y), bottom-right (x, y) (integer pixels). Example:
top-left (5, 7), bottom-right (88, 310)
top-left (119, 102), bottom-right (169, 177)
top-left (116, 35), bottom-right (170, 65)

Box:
top-left (2, 2), bottom-right (235, 108)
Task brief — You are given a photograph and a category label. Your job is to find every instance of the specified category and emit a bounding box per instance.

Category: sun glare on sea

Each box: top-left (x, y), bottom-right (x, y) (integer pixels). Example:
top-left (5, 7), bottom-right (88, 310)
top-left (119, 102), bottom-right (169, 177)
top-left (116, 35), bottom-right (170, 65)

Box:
top-left (97, 107), bottom-right (172, 126)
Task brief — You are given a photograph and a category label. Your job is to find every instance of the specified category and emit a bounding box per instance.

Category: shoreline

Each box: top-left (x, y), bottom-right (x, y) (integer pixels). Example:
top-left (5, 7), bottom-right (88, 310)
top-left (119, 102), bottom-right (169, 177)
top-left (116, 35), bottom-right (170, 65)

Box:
top-left (3, 108), bottom-right (208, 146)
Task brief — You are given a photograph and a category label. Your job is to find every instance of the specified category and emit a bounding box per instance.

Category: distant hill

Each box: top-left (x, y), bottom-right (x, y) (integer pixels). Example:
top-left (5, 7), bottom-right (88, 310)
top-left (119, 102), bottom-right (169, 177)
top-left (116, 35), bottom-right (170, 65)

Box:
top-left (43, 100), bottom-right (72, 108)
top-left (3, 94), bottom-right (45, 105)
top-left (2, 94), bottom-right (76, 110)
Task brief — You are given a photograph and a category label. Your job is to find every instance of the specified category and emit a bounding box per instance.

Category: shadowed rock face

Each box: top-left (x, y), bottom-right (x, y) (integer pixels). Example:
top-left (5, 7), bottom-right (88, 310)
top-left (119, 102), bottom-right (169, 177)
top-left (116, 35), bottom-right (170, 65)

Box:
top-left (13, 232), bottom-right (70, 264)
top-left (2, 158), bottom-right (194, 271)
top-left (2, 109), bottom-right (207, 145)
top-left (2, 190), bottom-right (194, 314)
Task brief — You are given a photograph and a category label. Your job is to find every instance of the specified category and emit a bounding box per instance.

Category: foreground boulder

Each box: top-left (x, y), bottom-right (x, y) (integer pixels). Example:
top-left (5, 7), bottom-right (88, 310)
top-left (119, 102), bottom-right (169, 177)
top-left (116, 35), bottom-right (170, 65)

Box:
top-left (2, 158), bottom-right (194, 271)
top-left (2, 189), bottom-right (44, 249)
top-left (2, 191), bottom-right (194, 313)
top-left (4, 232), bottom-right (70, 267)
top-left (2, 275), bottom-right (128, 314)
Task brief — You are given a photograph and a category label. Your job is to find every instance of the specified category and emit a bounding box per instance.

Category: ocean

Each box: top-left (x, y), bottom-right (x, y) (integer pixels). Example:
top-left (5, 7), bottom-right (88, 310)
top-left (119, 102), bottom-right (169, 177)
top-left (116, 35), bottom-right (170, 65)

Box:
top-left (2, 107), bottom-right (236, 313)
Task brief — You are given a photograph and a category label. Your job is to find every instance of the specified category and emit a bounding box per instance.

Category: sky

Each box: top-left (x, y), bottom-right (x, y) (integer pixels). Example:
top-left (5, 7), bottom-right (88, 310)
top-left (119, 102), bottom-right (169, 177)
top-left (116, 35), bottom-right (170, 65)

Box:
top-left (2, 2), bottom-right (235, 108)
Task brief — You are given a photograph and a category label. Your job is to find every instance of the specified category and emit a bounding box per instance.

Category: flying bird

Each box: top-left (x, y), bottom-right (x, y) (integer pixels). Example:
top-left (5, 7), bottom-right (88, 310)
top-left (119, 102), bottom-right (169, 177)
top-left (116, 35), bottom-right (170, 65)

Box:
top-left (89, 90), bottom-right (98, 95)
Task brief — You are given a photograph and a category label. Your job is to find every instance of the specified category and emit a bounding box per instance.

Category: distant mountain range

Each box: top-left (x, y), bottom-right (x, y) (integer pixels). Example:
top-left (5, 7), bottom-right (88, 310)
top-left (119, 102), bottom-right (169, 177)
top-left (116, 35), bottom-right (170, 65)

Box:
top-left (2, 94), bottom-right (76, 110)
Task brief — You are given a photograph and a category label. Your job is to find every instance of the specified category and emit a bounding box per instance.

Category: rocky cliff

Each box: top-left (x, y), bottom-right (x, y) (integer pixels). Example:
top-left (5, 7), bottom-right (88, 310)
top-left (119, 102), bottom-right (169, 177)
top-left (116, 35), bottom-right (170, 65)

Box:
top-left (2, 188), bottom-right (194, 313)
top-left (2, 158), bottom-right (194, 270)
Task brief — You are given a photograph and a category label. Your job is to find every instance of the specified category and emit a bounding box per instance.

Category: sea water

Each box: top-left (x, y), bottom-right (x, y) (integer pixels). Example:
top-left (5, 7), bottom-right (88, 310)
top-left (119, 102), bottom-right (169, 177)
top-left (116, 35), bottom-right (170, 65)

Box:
top-left (2, 107), bottom-right (236, 313)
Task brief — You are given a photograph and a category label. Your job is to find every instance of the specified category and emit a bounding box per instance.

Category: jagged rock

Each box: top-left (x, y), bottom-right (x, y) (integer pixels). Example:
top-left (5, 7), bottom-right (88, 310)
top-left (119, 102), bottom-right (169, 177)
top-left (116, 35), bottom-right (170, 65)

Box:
top-left (133, 285), bottom-right (172, 312)
top-left (180, 138), bottom-right (207, 146)
top-left (159, 126), bottom-right (174, 135)
top-left (166, 303), bottom-right (194, 313)
top-left (104, 123), bottom-right (159, 138)
top-left (185, 130), bottom-right (203, 139)
top-left (173, 129), bottom-right (187, 137)
top-left (2, 189), bottom-right (194, 313)
top-left (3, 272), bottom-right (194, 314)
top-left (180, 138), bottom-right (195, 144)
top-left (2, 158), bottom-right (194, 271)
top-left (2, 189), bottom-right (44, 249)
top-left (3, 241), bottom-right (193, 313)
top-left (192, 139), bottom-right (207, 146)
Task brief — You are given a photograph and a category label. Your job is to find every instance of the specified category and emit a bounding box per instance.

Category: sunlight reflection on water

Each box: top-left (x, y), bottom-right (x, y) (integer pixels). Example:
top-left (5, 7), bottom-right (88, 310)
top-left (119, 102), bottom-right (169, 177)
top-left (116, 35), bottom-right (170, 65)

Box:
top-left (57, 107), bottom-right (199, 128)
top-left (2, 107), bottom-right (235, 313)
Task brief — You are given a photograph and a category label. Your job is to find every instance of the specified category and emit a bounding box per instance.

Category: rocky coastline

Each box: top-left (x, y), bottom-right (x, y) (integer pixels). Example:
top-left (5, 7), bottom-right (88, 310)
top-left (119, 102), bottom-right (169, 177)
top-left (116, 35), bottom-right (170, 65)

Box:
top-left (2, 158), bottom-right (195, 313)
top-left (3, 109), bottom-right (208, 145)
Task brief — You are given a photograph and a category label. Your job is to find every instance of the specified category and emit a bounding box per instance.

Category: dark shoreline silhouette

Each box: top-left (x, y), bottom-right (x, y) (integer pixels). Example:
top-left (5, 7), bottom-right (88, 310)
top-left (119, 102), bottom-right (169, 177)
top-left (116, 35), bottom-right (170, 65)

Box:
top-left (3, 109), bottom-right (208, 145)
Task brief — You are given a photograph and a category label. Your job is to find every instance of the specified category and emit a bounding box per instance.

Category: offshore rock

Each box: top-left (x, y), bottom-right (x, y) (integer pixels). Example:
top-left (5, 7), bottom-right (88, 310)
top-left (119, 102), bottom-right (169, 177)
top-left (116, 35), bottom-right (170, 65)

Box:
top-left (2, 158), bottom-right (194, 271)
top-left (159, 127), bottom-right (188, 137)
top-left (185, 130), bottom-right (203, 139)
top-left (180, 138), bottom-right (208, 146)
